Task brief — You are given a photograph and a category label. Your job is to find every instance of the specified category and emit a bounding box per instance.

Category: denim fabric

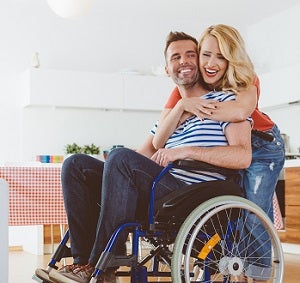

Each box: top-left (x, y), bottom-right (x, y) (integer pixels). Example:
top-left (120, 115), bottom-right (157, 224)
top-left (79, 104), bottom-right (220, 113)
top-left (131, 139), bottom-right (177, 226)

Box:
top-left (242, 124), bottom-right (285, 279)
top-left (61, 154), bottom-right (104, 265)
top-left (62, 149), bottom-right (186, 266)
top-left (61, 125), bottom-right (285, 278)
top-left (88, 148), bottom-right (186, 265)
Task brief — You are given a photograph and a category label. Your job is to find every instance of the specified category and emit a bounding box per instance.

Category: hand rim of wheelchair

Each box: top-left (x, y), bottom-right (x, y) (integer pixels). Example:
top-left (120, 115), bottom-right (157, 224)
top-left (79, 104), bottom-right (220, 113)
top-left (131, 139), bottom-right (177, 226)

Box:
top-left (171, 195), bottom-right (284, 283)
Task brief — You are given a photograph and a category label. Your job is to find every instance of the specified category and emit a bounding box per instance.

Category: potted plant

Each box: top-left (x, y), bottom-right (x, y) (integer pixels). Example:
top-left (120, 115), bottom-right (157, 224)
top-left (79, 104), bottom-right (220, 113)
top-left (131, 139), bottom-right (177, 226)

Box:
top-left (64, 143), bottom-right (101, 160)
top-left (82, 143), bottom-right (100, 155)
top-left (64, 143), bottom-right (82, 154)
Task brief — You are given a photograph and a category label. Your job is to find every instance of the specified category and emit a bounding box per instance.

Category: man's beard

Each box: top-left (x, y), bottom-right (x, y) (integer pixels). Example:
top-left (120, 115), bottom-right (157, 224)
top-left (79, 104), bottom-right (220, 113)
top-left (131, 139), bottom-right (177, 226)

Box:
top-left (174, 73), bottom-right (200, 89)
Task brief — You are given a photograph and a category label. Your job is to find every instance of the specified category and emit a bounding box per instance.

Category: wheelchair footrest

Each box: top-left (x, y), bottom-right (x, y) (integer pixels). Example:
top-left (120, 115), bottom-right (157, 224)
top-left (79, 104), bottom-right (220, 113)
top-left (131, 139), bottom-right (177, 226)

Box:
top-left (95, 251), bottom-right (137, 270)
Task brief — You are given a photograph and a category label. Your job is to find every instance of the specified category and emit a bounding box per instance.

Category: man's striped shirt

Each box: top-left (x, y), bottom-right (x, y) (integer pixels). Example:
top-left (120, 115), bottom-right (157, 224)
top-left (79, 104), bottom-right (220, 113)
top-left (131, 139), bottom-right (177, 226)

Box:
top-left (151, 91), bottom-right (251, 184)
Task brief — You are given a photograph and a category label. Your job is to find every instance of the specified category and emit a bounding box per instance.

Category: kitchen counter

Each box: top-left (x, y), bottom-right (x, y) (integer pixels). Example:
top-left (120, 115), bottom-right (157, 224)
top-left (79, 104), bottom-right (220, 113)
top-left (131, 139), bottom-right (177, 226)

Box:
top-left (279, 163), bottom-right (300, 244)
top-left (284, 159), bottom-right (300, 168)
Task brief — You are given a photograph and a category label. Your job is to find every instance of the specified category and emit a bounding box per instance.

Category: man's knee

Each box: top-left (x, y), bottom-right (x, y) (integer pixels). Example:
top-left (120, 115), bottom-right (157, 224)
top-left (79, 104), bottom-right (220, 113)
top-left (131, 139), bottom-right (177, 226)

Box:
top-left (106, 147), bottom-right (134, 163)
top-left (62, 154), bottom-right (83, 174)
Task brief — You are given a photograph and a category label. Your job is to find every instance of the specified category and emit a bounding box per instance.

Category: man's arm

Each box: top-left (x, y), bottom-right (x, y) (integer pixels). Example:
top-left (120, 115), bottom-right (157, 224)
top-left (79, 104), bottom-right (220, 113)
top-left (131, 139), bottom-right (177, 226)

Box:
top-left (152, 105), bottom-right (184, 150)
top-left (151, 120), bottom-right (252, 169)
top-left (152, 86), bottom-right (256, 150)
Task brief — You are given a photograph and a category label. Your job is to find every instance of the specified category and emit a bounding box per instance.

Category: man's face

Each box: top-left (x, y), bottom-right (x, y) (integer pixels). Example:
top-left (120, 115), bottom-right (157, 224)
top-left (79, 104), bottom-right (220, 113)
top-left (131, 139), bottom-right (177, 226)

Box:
top-left (199, 35), bottom-right (228, 87)
top-left (165, 40), bottom-right (200, 87)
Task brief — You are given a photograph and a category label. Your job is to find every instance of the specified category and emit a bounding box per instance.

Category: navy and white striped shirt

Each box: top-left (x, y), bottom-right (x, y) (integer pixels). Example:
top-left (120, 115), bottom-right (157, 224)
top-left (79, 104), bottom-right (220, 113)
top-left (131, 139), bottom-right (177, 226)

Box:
top-left (151, 91), bottom-right (251, 184)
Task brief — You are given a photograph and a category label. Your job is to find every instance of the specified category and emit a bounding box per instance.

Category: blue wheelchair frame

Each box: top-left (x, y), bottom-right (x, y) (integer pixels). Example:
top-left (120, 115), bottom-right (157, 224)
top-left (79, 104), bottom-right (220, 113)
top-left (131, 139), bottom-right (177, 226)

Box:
top-left (38, 160), bottom-right (241, 283)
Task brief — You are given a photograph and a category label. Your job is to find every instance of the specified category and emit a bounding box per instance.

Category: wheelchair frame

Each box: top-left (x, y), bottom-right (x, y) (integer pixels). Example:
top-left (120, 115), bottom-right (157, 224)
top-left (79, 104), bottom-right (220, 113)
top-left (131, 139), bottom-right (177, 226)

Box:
top-left (33, 160), bottom-right (284, 283)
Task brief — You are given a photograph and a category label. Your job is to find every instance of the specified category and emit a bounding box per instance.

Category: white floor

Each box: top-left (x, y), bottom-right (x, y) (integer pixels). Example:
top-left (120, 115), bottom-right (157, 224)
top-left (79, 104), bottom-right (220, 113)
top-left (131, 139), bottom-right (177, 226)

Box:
top-left (8, 250), bottom-right (300, 283)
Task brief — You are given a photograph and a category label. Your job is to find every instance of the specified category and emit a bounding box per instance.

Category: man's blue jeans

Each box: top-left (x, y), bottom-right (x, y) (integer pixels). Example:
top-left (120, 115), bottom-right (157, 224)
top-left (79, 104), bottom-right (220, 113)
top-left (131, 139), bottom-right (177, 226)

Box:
top-left (242, 124), bottom-right (285, 280)
top-left (61, 148), bottom-right (186, 266)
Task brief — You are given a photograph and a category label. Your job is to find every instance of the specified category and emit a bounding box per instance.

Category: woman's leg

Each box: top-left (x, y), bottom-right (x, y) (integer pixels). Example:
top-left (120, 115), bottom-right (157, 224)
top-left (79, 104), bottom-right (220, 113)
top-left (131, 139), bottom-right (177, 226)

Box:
top-left (243, 125), bottom-right (285, 280)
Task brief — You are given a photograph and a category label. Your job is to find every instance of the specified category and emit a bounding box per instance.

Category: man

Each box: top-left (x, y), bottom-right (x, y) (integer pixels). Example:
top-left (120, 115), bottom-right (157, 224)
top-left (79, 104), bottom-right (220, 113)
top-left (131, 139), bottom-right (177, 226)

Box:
top-left (36, 31), bottom-right (252, 283)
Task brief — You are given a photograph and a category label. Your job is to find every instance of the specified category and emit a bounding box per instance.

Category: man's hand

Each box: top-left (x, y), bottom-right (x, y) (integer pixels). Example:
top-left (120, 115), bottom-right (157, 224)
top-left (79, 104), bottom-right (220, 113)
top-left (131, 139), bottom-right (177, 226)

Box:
top-left (151, 148), bottom-right (186, 167)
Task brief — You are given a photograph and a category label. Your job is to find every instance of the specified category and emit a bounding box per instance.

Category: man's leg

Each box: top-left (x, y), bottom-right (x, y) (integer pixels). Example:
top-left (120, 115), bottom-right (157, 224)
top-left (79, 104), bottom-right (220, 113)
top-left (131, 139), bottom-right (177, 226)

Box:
top-left (89, 147), bottom-right (185, 266)
top-left (61, 154), bottom-right (104, 265)
top-left (36, 154), bottom-right (104, 282)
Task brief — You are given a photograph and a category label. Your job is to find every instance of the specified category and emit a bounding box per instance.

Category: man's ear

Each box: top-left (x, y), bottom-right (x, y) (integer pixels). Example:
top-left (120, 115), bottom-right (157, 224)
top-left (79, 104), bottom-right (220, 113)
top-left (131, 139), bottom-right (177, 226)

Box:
top-left (165, 65), bottom-right (170, 77)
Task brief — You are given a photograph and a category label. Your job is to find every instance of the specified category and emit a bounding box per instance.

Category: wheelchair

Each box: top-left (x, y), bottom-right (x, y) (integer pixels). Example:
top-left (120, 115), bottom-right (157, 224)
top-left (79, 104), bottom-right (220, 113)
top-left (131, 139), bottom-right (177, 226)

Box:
top-left (33, 160), bottom-right (284, 283)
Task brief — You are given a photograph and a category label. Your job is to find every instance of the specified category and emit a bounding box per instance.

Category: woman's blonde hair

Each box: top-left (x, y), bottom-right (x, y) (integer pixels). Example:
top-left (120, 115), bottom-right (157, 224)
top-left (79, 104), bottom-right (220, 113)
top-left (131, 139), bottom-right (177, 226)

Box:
top-left (198, 24), bottom-right (255, 92)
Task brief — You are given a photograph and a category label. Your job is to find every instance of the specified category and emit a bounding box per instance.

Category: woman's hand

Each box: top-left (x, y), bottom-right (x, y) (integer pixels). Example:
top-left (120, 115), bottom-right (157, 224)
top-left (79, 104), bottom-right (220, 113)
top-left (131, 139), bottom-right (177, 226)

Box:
top-left (180, 97), bottom-right (217, 122)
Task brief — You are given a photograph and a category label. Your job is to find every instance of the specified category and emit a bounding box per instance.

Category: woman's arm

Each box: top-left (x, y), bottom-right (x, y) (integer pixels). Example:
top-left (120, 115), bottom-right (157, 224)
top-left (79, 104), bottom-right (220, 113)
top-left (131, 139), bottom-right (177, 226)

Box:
top-left (152, 98), bottom-right (216, 149)
top-left (153, 85), bottom-right (257, 149)
top-left (210, 85), bottom-right (257, 122)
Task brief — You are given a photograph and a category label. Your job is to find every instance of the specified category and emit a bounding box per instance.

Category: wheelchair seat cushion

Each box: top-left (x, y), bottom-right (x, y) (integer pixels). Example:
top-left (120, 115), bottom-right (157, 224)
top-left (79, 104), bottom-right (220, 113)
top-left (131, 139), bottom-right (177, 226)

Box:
top-left (154, 179), bottom-right (243, 221)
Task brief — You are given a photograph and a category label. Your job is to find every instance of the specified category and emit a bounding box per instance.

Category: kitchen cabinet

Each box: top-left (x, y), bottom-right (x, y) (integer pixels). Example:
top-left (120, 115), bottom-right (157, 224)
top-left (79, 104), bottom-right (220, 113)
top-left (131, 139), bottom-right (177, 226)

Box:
top-left (122, 74), bottom-right (174, 111)
top-left (20, 68), bottom-right (174, 111)
top-left (21, 68), bottom-right (123, 109)
top-left (279, 164), bottom-right (300, 244)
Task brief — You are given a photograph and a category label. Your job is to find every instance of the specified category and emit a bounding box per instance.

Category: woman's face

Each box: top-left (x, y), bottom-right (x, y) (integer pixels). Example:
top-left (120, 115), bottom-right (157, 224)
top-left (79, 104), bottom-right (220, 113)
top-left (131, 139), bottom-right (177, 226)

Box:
top-left (199, 35), bottom-right (228, 87)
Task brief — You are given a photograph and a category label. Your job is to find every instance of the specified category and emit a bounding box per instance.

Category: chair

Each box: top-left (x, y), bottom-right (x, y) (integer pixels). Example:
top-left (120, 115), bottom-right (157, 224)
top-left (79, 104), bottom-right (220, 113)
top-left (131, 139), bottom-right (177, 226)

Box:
top-left (33, 160), bottom-right (284, 283)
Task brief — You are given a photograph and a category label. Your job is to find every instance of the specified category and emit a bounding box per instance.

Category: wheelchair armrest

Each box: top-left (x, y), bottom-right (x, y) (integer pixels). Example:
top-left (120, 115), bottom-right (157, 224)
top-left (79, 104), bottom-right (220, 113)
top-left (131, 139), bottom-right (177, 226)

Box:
top-left (149, 159), bottom-right (240, 230)
top-left (172, 160), bottom-right (239, 177)
top-left (154, 179), bottom-right (243, 218)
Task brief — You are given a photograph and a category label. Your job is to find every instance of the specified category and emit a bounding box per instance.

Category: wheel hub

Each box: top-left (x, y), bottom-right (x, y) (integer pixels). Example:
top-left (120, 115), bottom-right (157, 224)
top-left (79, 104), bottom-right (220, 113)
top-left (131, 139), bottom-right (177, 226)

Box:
top-left (218, 256), bottom-right (244, 276)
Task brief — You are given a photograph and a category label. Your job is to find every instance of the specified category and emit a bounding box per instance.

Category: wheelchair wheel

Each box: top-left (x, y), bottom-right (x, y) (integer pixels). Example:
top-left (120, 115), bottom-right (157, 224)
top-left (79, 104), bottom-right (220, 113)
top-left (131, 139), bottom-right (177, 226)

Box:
top-left (171, 195), bottom-right (284, 283)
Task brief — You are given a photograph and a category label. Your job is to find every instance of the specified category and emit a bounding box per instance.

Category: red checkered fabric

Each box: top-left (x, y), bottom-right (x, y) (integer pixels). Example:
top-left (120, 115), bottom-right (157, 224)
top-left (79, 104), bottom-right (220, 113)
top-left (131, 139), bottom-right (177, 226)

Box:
top-left (273, 193), bottom-right (284, 230)
top-left (0, 165), bottom-right (67, 225)
top-left (0, 164), bottom-right (284, 229)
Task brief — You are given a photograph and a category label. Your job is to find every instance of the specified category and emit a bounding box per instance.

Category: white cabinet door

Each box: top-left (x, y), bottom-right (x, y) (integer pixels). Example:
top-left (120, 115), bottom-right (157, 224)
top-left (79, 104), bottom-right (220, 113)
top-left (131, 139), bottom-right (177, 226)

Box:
top-left (122, 75), bottom-right (174, 111)
top-left (21, 69), bottom-right (177, 111)
top-left (23, 69), bottom-right (123, 109)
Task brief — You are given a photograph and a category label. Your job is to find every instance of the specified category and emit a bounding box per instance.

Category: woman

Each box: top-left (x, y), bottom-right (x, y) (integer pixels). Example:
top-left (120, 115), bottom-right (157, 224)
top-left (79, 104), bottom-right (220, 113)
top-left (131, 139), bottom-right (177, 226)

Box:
top-left (153, 24), bottom-right (285, 282)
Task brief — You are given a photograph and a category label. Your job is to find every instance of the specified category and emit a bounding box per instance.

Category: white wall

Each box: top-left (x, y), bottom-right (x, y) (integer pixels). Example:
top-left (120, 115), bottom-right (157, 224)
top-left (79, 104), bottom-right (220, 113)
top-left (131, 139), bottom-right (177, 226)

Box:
top-left (246, 3), bottom-right (300, 152)
top-left (262, 105), bottom-right (300, 153)
top-left (0, 73), bottom-right (22, 162)
top-left (0, 4), bottom-right (300, 162)
top-left (21, 106), bottom-right (160, 161)
top-left (18, 68), bottom-right (173, 161)
top-left (247, 4), bottom-right (300, 73)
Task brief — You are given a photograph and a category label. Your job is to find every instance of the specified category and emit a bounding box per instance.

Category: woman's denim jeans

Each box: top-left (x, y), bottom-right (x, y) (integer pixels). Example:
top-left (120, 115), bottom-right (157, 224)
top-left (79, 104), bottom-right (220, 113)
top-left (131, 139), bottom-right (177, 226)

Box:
top-left (61, 149), bottom-right (185, 266)
top-left (242, 124), bottom-right (285, 280)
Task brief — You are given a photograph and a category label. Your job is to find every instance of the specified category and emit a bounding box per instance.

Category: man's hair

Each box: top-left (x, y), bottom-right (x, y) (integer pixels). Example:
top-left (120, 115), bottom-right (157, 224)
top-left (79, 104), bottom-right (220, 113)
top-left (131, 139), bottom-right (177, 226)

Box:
top-left (164, 31), bottom-right (198, 58)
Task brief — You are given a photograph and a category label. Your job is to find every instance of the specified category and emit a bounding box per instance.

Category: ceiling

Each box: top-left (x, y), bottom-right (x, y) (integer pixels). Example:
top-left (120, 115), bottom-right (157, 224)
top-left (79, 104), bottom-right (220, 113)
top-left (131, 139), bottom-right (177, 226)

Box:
top-left (1, 0), bottom-right (299, 76)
